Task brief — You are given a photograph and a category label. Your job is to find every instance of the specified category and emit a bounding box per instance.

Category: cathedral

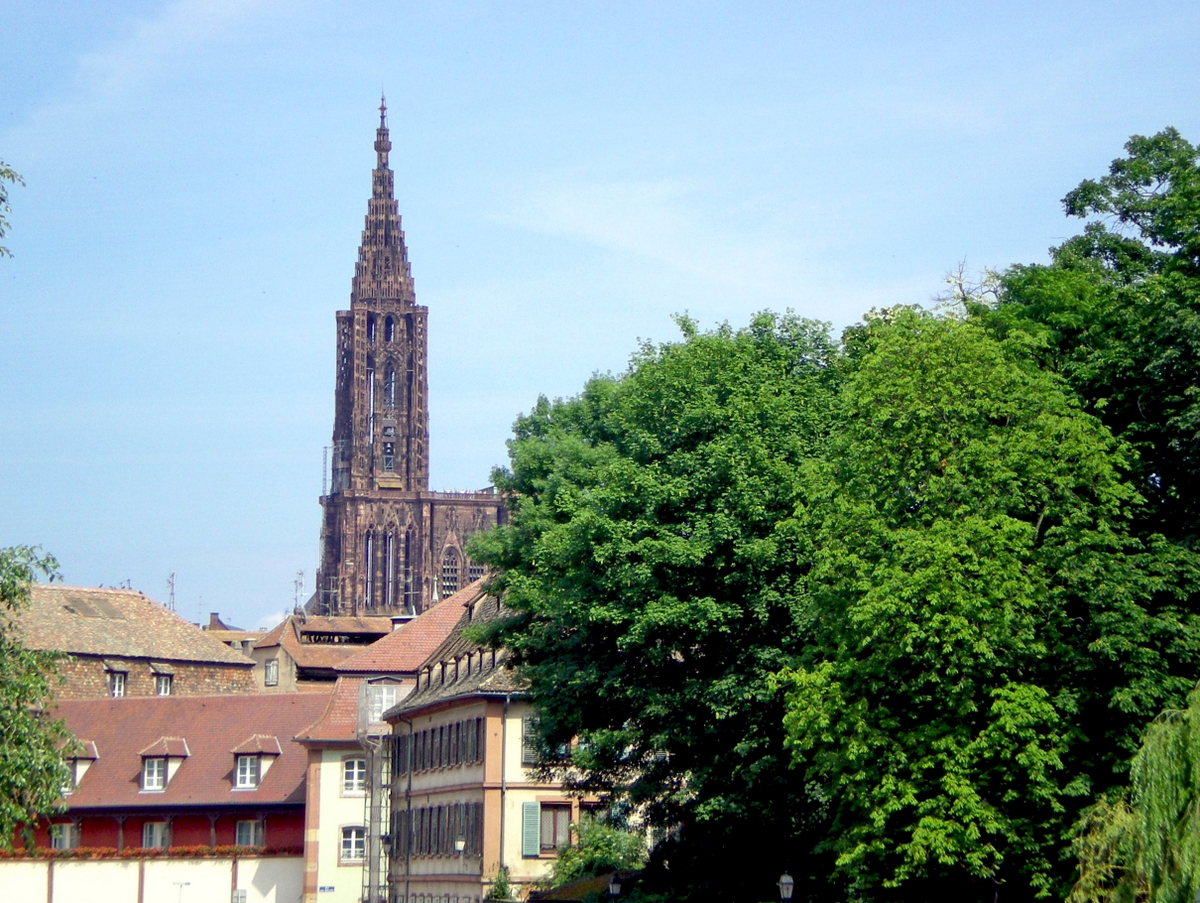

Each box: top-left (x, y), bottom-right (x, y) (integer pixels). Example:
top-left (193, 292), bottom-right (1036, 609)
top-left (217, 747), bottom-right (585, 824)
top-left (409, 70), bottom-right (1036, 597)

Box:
top-left (315, 100), bottom-right (504, 616)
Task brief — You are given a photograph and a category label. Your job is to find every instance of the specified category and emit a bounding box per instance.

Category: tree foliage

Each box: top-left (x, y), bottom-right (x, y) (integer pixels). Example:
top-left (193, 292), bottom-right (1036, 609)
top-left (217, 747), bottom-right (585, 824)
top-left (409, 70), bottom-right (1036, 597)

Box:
top-left (780, 311), bottom-right (1200, 900)
top-left (981, 128), bottom-right (1200, 546)
top-left (471, 313), bottom-right (841, 902)
top-left (1070, 685), bottom-right (1200, 903)
top-left (477, 128), bottom-right (1200, 902)
top-left (546, 816), bottom-right (647, 888)
top-left (0, 546), bottom-right (73, 849)
top-left (0, 161), bottom-right (24, 259)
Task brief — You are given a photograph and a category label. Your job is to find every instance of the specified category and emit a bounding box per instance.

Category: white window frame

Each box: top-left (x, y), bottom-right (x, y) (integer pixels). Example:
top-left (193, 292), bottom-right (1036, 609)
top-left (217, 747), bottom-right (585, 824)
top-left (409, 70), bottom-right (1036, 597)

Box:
top-left (341, 826), bottom-right (366, 863)
top-left (235, 819), bottom-right (265, 846)
top-left (142, 757), bottom-right (166, 791)
top-left (264, 659), bottom-right (279, 687)
top-left (155, 674), bottom-right (172, 696)
top-left (342, 757), bottom-right (367, 795)
top-left (109, 671), bottom-right (126, 698)
top-left (142, 821), bottom-right (167, 849)
top-left (368, 684), bottom-right (398, 723)
top-left (235, 754), bottom-right (260, 789)
top-left (49, 823), bottom-right (77, 850)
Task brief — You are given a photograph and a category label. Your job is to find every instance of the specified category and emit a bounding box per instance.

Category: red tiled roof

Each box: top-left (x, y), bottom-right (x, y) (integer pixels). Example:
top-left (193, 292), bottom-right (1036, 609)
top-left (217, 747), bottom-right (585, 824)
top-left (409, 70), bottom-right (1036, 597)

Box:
top-left (336, 580), bottom-right (487, 675)
top-left (231, 734), bottom-right (282, 755)
top-left (19, 586), bottom-right (252, 666)
top-left (138, 737), bottom-right (190, 758)
top-left (295, 677), bottom-right (363, 743)
top-left (50, 693), bottom-right (330, 810)
top-left (74, 740), bottom-right (99, 760)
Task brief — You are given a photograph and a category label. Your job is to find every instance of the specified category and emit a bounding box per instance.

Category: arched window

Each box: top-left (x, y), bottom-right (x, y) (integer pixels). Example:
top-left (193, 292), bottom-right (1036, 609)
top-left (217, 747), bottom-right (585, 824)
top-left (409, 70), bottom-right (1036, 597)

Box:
top-left (441, 550), bottom-right (460, 598)
top-left (384, 531), bottom-right (395, 609)
top-left (385, 316), bottom-right (396, 342)
top-left (386, 369), bottom-right (396, 408)
top-left (367, 315), bottom-right (376, 344)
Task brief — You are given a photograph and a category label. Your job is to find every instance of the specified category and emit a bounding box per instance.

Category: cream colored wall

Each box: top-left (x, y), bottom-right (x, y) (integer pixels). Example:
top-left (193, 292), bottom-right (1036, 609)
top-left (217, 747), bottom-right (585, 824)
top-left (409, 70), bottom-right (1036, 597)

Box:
top-left (394, 698), bottom-right (573, 903)
top-left (315, 746), bottom-right (369, 903)
top-left (0, 856), bottom-right (302, 903)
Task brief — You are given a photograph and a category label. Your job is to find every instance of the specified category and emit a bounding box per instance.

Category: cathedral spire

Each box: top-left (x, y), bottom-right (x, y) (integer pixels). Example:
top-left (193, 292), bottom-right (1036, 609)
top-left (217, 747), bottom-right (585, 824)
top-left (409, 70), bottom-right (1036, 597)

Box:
top-left (353, 98), bottom-right (414, 306)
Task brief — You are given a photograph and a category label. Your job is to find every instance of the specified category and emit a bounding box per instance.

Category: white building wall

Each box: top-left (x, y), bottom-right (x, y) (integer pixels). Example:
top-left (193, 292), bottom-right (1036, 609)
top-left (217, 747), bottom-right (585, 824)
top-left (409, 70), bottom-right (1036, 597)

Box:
top-left (315, 746), bottom-right (369, 903)
top-left (0, 856), bottom-right (302, 903)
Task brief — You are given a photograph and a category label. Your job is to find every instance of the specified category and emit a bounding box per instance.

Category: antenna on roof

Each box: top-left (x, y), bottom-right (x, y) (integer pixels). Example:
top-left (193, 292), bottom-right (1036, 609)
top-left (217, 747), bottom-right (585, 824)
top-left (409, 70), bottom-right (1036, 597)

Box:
top-left (166, 572), bottom-right (176, 611)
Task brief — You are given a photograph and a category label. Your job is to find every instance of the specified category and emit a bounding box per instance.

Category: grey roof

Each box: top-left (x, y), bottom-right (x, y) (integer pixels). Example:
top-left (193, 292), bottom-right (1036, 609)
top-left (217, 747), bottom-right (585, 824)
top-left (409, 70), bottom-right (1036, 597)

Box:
top-left (387, 594), bottom-right (525, 719)
top-left (16, 585), bottom-right (252, 666)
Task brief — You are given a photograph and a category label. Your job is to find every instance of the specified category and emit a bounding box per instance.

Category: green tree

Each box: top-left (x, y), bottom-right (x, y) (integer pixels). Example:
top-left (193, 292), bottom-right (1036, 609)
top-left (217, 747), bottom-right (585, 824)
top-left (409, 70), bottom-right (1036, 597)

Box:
top-left (0, 546), bottom-right (73, 849)
top-left (981, 128), bottom-right (1200, 546)
top-left (471, 313), bottom-right (841, 902)
top-left (779, 311), bottom-right (1200, 900)
top-left (0, 161), bottom-right (24, 258)
top-left (547, 817), bottom-right (647, 888)
top-left (1069, 684), bottom-right (1200, 903)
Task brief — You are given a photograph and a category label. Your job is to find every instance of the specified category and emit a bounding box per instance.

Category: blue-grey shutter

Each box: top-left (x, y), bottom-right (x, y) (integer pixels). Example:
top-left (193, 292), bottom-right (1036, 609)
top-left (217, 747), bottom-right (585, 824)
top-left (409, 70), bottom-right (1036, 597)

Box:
top-left (521, 802), bottom-right (540, 857)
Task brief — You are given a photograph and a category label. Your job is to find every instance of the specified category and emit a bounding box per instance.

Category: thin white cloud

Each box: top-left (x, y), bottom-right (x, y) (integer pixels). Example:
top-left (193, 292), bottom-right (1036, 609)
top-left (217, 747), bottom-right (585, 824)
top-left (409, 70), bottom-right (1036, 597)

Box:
top-left (4, 0), bottom-right (280, 159)
top-left (495, 175), bottom-right (820, 302)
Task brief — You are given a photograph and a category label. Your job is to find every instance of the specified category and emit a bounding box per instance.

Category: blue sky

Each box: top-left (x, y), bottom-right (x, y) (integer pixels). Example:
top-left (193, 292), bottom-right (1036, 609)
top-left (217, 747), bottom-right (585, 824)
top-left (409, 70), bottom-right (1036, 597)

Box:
top-left (2, 0), bottom-right (1198, 628)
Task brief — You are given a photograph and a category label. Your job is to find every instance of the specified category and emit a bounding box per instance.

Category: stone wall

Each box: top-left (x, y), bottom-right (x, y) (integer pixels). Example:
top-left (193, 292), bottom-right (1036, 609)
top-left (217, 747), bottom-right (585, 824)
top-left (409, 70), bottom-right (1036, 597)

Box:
top-left (55, 655), bottom-right (256, 699)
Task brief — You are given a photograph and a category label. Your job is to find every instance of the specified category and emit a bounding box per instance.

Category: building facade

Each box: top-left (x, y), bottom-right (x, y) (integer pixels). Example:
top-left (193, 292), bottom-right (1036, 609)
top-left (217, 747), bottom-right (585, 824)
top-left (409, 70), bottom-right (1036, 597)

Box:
top-left (385, 593), bottom-right (586, 903)
top-left (316, 100), bottom-right (503, 618)
top-left (17, 586), bottom-right (256, 699)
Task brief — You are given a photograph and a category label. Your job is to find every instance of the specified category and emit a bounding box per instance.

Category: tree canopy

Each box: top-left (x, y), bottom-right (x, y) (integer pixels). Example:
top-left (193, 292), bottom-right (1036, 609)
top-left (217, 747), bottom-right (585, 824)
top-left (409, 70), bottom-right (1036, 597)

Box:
top-left (475, 129), bottom-right (1200, 902)
top-left (780, 310), bottom-right (1200, 900)
top-left (0, 546), bottom-right (73, 849)
top-left (981, 128), bottom-right (1200, 546)
top-left (471, 313), bottom-right (841, 901)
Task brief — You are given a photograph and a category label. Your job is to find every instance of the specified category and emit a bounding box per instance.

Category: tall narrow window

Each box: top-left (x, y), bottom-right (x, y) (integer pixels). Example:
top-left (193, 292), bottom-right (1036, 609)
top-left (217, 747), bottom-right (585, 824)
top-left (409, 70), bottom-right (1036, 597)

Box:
top-left (386, 369), bottom-right (396, 408)
top-left (108, 671), bottom-right (126, 698)
top-left (385, 532), bottom-right (395, 607)
top-left (385, 316), bottom-right (395, 342)
top-left (403, 531), bottom-right (413, 612)
top-left (441, 550), bottom-right (460, 598)
top-left (366, 368), bottom-right (375, 444)
top-left (364, 532), bottom-right (375, 608)
top-left (367, 315), bottom-right (376, 344)
top-left (264, 659), bottom-right (279, 687)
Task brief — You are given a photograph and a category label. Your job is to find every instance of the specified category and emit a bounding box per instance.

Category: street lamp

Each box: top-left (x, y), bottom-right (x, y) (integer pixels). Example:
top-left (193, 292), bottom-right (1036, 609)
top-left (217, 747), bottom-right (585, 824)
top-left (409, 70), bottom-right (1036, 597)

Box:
top-left (608, 872), bottom-right (622, 899)
top-left (778, 872), bottom-right (794, 902)
top-left (173, 881), bottom-right (190, 903)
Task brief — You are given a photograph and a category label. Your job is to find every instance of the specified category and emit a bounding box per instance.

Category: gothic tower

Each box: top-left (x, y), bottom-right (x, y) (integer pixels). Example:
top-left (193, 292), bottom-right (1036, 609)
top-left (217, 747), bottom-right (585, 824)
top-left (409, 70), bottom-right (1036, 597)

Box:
top-left (317, 100), bottom-right (503, 616)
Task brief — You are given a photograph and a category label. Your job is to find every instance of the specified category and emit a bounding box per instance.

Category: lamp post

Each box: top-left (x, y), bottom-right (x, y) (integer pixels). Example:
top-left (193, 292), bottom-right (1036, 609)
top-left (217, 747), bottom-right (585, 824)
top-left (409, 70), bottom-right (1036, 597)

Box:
top-left (608, 872), bottom-right (622, 899)
top-left (172, 881), bottom-right (190, 903)
top-left (778, 872), bottom-right (794, 902)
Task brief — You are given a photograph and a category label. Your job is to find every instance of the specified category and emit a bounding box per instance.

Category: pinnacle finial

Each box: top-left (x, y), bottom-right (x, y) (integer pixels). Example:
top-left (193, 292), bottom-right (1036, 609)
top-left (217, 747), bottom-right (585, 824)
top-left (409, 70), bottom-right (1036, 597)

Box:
top-left (379, 93), bottom-right (387, 128)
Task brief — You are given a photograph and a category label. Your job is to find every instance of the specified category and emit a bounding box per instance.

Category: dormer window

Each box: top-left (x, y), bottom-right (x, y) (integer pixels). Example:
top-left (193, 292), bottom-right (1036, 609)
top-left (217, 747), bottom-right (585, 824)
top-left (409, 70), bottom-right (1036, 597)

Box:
top-left (108, 671), bottom-right (126, 698)
top-left (236, 755), bottom-right (260, 789)
top-left (155, 674), bottom-right (172, 696)
top-left (138, 737), bottom-right (189, 792)
top-left (231, 735), bottom-right (281, 789)
top-left (143, 757), bottom-right (166, 791)
top-left (63, 741), bottom-right (99, 795)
